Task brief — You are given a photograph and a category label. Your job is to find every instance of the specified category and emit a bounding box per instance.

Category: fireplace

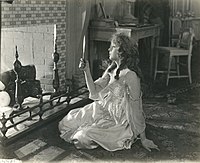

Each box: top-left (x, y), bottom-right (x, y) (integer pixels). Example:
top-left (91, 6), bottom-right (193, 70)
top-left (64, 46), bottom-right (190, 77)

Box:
top-left (1, 24), bottom-right (55, 91)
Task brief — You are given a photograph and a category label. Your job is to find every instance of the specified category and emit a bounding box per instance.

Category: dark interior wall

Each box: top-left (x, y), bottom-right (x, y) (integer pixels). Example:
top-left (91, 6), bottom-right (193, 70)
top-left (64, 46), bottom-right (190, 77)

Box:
top-left (135, 0), bottom-right (170, 46)
top-left (134, 0), bottom-right (171, 82)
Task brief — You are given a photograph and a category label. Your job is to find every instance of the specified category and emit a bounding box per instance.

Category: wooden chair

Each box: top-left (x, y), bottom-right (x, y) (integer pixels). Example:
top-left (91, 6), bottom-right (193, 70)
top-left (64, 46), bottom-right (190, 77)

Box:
top-left (169, 17), bottom-right (182, 46)
top-left (154, 27), bottom-right (195, 86)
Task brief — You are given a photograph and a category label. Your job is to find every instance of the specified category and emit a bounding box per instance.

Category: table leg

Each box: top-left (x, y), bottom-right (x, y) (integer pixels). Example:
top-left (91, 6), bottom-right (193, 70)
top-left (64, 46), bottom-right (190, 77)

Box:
top-left (150, 34), bottom-right (160, 79)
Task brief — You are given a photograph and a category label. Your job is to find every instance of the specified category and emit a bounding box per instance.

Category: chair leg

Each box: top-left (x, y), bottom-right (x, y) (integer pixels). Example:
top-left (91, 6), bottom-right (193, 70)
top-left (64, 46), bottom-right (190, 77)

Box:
top-left (176, 56), bottom-right (180, 76)
top-left (188, 55), bottom-right (192, 84)
top-left (166, 56), bottom-right (172, 86)
top-left (154, 50), bottom-right (159, 80)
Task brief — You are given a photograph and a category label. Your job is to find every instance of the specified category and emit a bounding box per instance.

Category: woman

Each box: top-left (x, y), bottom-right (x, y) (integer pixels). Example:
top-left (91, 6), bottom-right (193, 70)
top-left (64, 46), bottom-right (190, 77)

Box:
top-left (59, 33), bottom-right (159, 152)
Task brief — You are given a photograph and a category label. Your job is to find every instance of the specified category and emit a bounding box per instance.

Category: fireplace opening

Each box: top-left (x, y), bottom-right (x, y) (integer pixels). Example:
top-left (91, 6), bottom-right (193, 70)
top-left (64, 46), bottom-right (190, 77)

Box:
top-left (1, 24), bottom-right (56, 91)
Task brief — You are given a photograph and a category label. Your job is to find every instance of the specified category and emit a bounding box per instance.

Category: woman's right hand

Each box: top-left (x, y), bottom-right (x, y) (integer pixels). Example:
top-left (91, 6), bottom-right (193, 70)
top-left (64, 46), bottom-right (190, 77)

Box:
top-left (79, 58), bottom-right (89, 72)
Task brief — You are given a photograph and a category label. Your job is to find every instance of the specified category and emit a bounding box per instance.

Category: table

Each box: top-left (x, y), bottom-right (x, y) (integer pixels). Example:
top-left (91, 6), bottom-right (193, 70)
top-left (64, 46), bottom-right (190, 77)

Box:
top-left (88, 25), bottom-right (160, 79)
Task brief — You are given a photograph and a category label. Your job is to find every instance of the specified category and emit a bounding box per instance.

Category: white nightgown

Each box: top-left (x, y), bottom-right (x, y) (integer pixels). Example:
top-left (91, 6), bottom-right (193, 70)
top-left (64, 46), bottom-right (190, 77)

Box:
top-left (59, 68), bottom-right (146, 151)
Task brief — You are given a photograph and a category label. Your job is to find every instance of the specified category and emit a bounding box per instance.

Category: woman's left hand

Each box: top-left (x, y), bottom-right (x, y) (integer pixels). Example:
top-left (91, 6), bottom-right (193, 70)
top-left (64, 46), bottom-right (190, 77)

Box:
top-left (141, 139), bottom-right (160, 152)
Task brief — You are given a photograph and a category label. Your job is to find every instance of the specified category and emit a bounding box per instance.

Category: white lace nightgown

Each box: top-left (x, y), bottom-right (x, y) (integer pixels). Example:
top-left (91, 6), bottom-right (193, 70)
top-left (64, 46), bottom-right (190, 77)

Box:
top-left (59, 68), bottom-right (146, 151)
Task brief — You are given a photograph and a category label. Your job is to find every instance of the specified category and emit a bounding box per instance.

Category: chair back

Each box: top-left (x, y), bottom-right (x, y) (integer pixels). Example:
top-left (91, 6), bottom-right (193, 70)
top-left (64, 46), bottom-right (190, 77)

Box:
top-left (169, 17), bottom-right (182, 46)
top-left (170, 17), bottom-right (182, 37)
top-left (177, 28), bottom-right (195, 55)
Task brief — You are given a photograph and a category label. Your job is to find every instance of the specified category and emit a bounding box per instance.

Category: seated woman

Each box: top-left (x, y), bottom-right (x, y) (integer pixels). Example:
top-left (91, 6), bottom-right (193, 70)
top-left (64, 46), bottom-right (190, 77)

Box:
top-left (58, 33), bottom-right (159, 152)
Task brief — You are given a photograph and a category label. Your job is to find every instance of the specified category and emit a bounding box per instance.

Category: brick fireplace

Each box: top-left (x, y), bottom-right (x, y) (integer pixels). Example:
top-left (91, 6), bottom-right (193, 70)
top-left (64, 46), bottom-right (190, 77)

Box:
top-left (1, 24), bottom-right (55, 91)
top-left (0, 0), bottom-right (70, 92)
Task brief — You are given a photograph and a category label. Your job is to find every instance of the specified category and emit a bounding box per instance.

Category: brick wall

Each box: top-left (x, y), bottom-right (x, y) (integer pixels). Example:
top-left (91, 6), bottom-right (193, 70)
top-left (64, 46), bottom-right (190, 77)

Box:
top-left (1, 0), bottom-right (70, 91)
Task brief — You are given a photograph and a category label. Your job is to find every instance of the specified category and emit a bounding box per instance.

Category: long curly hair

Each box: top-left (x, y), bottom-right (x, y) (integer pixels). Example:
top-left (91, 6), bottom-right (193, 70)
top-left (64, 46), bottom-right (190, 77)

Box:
top-left (108, 32), bottom-right (143, 81)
